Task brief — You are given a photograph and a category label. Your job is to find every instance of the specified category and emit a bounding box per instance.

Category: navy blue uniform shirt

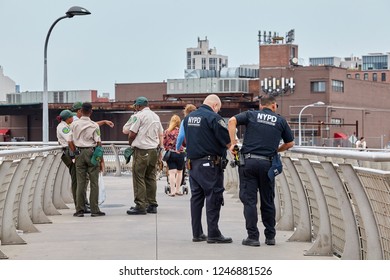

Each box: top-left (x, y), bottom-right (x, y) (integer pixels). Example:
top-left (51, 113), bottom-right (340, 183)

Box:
top-left (183, 104), bottom-right (230, 160)
top-left (235, 108), bottom-right (294, 157)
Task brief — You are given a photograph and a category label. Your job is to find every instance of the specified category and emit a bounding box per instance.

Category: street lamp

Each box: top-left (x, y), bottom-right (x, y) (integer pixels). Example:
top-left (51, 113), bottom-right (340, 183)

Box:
top-left (42, 6), bottom-right (91, 143)
top-left (298, 101), bottom-right (325, 146)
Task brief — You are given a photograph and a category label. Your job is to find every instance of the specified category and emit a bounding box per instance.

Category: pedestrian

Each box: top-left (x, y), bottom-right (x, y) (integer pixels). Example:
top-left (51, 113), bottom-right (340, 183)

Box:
top-left (68, 102), bottom-right (105, 217)
top-left (163, 114), bottom-right (185, 196)
top-left (56, 109), bottom-right (77, 208)
top-left (183, 94), bottom-right (232, 244)
top-left (227, 95), bottom-right (294, 247)
top-left (122, 96), bottom-right (164, 215)
top-left (355, 137), bottom-right (367, 150)
top-left (175, 104), bottom-right (197, 150)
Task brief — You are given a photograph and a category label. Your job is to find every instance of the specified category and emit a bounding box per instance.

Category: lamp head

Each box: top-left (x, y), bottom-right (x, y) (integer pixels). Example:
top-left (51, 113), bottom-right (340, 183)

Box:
top-left (66, 6), bottom-right (91, 18)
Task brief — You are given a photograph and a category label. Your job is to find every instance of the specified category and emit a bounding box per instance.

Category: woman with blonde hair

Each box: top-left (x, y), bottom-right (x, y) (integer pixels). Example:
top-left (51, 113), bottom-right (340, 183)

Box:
top-left (163, 114), bottom-right (185, 196)
top-left (176, 104), bottom-right (197, 150)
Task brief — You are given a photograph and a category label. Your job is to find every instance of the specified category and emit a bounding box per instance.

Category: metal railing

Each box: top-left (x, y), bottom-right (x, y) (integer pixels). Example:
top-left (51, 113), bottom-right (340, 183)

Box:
top-left (1, 143), bottom-right (390, 259)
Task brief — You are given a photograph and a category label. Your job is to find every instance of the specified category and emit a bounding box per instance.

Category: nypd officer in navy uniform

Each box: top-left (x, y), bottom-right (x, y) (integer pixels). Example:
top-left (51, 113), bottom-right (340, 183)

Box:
top-left (228, 95), bottom-right (294, 247)
top-left (183, 94), bottom-right (232, 244)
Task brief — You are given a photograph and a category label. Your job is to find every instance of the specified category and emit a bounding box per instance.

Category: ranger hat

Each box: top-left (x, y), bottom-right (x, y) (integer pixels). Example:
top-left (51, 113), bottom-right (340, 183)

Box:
top-left (59, 110), bottom-right (75, 121)
top-left (71, 101), bottom-right (83, 112)
top-left (91, 146), bottom-right (104, 166)
top-left (133, 96), bottom-right (148, 106)
top-left (123, 147), bottom-right (134, 164)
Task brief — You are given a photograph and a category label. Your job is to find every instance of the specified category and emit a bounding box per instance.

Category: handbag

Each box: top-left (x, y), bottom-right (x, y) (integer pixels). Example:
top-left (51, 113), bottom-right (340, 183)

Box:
top-left (162, 150), bottom-right (172, 161)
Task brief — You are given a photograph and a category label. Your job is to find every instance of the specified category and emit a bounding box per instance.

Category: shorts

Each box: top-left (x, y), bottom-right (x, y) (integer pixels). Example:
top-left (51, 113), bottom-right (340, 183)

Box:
top-left (167, 152), bottom-right (185, 170)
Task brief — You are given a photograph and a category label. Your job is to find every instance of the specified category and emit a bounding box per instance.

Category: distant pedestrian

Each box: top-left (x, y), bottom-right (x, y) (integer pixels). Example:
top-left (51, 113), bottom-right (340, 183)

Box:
top-left (183, 94), bottom-right (232, 244)
top-left (163, 114), bottom-right (185, 196)
top-left (228, 95), bottom-right (294, 247)
top-left (176, 104), bottom-right (197, 150)
top-left (68, 102), bottom-right (105, 217)
top-left (355, 137), bottom-right (367, 150)
top-left (122, 96), bottom-right (164, 215)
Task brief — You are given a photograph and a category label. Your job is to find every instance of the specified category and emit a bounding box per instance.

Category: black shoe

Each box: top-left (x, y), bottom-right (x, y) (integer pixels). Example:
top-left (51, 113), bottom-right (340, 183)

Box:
top-left (126, 207), bottom-right (147, 215)
top-left (73, 210), bottom-right (84, 217)
top-left (91, 211), bottom-right (105, 217)
top-left (192, 234), bottom-right (207, 242)
top-left (146, 205), bottom-right (157, 214)
top-left (207, 235), bottom-right (232, 244)
top-left (84, 206), bottom-right (91, 214)
top-left (265, 238), bottom-right (276, 245)
top-left (242, 238), bottom-right (260, 247)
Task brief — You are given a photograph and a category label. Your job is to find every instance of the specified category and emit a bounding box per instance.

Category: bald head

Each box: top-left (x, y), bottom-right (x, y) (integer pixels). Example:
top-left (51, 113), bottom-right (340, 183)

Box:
top-left (203, 94), bottom-right (221, 113)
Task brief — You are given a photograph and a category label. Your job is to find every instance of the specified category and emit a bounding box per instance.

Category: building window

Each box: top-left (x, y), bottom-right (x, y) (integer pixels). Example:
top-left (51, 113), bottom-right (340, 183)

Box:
top-left (332, 80), bottom-right (344, 92)
top-left (347, 74), bottom-right (351, 78)
top-left (382, 73), bottom-right (386, 82)
top-left (355, 73), bottom-right (360, 79)
top-left (209, 58), bottom-right (217, 70)
top-left (331, 118), bottom-right (343, 127)
top-left (53, 92), bottom-right (64, 103)
top-left (192, 58), bottom-right (195, 69)
top-left (311, 81), bottom-right (326, 92)
top-left (364, 73), bottom-right (368, 80)
top-left (187, 51), bottom-right (191, 70)
top-left (202, 58), bottom-right (206, 70)
top-left (362, 54), bottom-right (388, 70)
top-left (373, 73), bottom-right (377, 82)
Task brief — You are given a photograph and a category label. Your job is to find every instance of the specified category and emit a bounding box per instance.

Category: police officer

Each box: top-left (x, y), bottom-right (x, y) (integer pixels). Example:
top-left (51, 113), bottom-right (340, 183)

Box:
top-left (183, 94), bottom-right (232, 244)
top-left (68, 102), bottom-right (105, 217)
top-left (227, 95), bottom-right (294, 247)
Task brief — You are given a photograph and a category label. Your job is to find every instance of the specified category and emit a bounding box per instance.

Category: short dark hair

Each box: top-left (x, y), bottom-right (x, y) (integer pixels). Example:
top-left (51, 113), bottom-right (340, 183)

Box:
top-left (81, 102), bottom-right (92, 114)
top-left (260, 95), bottom-right (276, 106)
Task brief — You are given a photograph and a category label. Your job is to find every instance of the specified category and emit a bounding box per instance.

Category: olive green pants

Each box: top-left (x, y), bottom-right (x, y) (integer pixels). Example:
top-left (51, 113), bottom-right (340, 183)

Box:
top-left (132, 148), bottom-right (158, 210)
top-left (75, 148), bottom-right (100, 213)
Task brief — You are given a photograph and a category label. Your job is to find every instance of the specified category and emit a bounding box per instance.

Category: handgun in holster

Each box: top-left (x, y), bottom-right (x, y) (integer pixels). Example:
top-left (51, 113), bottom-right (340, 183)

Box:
top-left (186, 159), bottom-right (192, 170)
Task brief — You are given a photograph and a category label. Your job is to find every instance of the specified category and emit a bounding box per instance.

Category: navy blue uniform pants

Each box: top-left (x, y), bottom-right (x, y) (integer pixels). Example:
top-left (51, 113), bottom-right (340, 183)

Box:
top-left (189, 159), bottom-right (224, 238)
top-left (238, 158), bottom-right (276, 241)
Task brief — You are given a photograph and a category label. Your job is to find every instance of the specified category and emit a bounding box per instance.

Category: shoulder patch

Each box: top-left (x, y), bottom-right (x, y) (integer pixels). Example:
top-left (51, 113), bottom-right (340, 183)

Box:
top-left (62, 127), bottom-right (70, 134)
top-left (218, 119), bottom-right (227, 129)
top-left (96, 128), bottom-right (101, 136)
top-left (128, 115), bottom-right (137, 124)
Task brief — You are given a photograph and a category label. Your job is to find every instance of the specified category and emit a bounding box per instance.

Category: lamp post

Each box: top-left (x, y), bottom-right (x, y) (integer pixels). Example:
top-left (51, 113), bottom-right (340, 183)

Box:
top-left (298, 101), bottom-right (325, 146)
top-left (42, 6), bottom-right (91, 143)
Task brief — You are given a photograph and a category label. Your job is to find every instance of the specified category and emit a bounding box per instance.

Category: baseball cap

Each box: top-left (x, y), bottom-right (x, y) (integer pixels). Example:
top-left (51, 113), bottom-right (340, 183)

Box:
top-left (71, 101), bottom-right (83, 112)
top-left (268, 154), bottom-right (283, 181)
top-left (123, 147), bottom-right (134, 164)
top-left (59, 110), bottom-right (75, 121)
top-left (133, 96), bottom-right (148, 106)
top-left (91, 146), bottom-right (104, 166)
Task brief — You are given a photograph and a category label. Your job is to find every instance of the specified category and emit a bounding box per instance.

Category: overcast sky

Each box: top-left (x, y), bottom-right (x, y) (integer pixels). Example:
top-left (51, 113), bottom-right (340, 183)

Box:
top-left (1, 0), bottom-right (389, 98)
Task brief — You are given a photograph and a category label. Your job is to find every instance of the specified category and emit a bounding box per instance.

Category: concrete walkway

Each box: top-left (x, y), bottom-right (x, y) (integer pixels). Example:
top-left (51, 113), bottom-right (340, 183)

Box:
top-left (1, 175), bottom-right (337, 260)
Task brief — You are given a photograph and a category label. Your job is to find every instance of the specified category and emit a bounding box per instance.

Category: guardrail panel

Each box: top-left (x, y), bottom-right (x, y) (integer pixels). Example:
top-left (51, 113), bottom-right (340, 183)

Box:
top-left (18, 157), bottom-right (43, 233)
top-left (281, 157), bottom-right (311, 242)
top-left (354, 168), bottom-right (390, 260)
top-left (338, 164), bottom-right (383, 259)
top-left (43, 152), bottom-right (62, 216)
top-left (0, 160), bottom-right (26, 245)
top-left (317, 161), bottom-right (361, 259)
top-left (298, 159), bottom-right (333, 256)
